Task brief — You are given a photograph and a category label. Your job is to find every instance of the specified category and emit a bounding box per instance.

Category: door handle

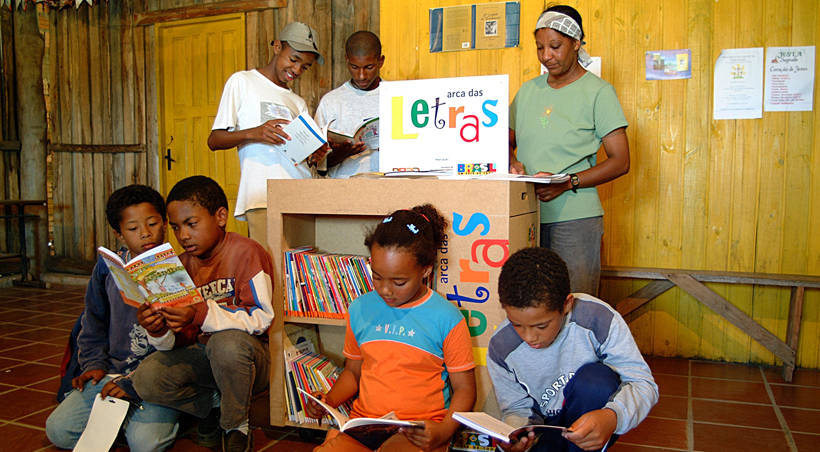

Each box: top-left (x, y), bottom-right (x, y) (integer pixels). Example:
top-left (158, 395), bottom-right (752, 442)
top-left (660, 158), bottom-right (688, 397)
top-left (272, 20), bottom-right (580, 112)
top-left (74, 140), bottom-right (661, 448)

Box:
top-left (164, 148), bottom-right (176, 170)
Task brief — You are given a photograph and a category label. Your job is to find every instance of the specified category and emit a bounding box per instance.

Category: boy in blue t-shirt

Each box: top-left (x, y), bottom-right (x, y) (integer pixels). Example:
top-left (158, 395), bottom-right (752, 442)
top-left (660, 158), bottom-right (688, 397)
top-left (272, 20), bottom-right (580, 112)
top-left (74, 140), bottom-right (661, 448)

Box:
top-left (45, 185), bottom-right (180, 452)
top-left (487, 247), bottom-right (657, 452)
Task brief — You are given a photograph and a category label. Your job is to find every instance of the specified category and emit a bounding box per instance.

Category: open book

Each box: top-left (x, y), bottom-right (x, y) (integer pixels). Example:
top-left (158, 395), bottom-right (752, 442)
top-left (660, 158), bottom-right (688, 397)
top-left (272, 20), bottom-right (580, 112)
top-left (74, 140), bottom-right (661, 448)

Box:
top-left (278, 113), bottom-right (327, 165)
top-left (98, 243), bottom-right (203, 308)
top-left (452, 412), bottom-right (567, 444)
top-left (298, 388), bottom-right (422, 449)
top-left (327, 117), bottom-right (379, 151)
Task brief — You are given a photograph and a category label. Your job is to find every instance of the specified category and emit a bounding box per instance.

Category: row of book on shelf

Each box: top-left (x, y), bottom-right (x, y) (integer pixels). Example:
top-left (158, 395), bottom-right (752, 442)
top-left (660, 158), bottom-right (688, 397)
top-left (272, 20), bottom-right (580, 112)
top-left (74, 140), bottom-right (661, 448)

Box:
top-left (283, 247), bottom-right (374, 318)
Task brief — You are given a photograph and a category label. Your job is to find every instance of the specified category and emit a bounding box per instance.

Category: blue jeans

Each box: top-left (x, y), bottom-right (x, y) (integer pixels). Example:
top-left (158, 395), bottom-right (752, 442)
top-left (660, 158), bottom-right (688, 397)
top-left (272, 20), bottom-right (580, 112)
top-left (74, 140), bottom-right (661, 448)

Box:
top-left (540, 216), bottom-right (604, 296)
top-left (532, 362), bottom-right (620, 452)
top-left (131, 330), bottom-right (270, 431)
top-left (45, 375), bottom-right (179, 452)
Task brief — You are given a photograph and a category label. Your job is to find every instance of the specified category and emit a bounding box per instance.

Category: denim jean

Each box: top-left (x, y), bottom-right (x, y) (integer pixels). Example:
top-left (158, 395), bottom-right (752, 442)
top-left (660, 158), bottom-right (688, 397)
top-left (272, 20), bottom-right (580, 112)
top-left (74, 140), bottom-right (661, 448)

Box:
top-left (531, 362), bottom-right (620, 452)
top-left (131, 330), bottom-right (270, 431)
top-left (45, 375), bottom-right (179, 452)
top-left (540, 216), bottom-right (604, 296)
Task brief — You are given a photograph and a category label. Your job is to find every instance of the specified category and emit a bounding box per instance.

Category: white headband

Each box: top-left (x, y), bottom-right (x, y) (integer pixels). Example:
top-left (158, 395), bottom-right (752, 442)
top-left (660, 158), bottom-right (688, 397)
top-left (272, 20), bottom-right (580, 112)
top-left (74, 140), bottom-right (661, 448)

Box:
top-left (535, 11), bottom-right (592, 66)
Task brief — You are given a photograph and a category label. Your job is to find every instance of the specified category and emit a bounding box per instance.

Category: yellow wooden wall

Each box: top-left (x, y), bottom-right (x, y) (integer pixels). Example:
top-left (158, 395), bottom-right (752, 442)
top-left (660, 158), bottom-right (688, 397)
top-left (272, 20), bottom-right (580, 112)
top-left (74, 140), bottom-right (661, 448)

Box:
top-left (380, 0), bottom-right (820, 368)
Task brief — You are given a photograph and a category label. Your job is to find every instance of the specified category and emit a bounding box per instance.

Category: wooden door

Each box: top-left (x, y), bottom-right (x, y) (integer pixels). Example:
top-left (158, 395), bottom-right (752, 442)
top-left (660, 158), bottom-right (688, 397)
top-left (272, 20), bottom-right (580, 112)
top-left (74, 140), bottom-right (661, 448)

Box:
top-left (156, 13), bottom-right (248, 246)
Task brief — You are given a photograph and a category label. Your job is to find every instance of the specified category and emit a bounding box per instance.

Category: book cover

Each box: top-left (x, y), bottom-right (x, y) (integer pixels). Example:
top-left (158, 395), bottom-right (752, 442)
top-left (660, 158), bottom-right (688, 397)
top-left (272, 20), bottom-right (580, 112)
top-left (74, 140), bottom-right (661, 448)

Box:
top-left (327, 117), bottom-right (380, 152)
top-left (278, 113), bottom-right (327, 165)
top-left (98, 243), bottom-right (203, 308)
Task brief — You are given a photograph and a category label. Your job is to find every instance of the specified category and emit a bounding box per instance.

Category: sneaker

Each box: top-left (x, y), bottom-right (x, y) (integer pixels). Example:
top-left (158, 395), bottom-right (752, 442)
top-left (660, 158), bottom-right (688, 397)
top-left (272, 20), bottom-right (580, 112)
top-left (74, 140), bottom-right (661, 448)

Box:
top-left (223, 429), bottom-right (253, 452)
top-left (195, 407), bottom-right (221, 448)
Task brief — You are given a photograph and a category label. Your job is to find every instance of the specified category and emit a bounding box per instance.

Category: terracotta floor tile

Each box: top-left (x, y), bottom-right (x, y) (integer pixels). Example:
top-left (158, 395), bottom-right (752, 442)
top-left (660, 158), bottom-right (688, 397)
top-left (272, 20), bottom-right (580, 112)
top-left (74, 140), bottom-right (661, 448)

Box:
top-left (769, 384), bottom-right (820, 409)
top-left (0, 357), bottom-right (19, 370)
top-left (609, 444), bottom-right (684, 452)
top-left (0, 362), bottom-right (59, 386)
top-left (0, 337), bottom-right (29, 350)
top-left (780, 407), bottom-right (820, 434)
top-left (15, 405), bottom-right (56, 429)
top-left (617, 417), bottom-right (687, 449)
top-left (767, 367), bottom-right (820, 387)
top-left (1, 343), bottom-right (64, 362)
top-left (649, 395), bottom-right (687, 420)
top-left (644, 356), bottom-right (690, 376)
top-left (264, 436), bottom-right (324, 452)
top-left (28, 375), bottom-right (61, 393)
top-left (792, 432), bottom-right (820, 451)
top-left (0, 423), bottom-right (52, 452)
top-left (165, 437), bottom-right (216, 451)
top-left (0, 388), bottom-right (57, 420)
top-left (654, 374), bottom-right (688, 397)
top-left (0, 309), bottom-right (44, 323)
top-left (0, 322), bottom-right (31, 336)
top-left (692, 361), bottom-right (763, 381)
top-left (691, 377), bottom-right (770, 404)
top-left (37, 354), bottom-right (66, 366)
top-left (15, 313), bottom-right (78, 328)
top-left (6, 328), bottom-right (69, 345)
top-left (692, 399), bottom-right (780, 429)
top-left (693, 423), bottom-right (790, 452)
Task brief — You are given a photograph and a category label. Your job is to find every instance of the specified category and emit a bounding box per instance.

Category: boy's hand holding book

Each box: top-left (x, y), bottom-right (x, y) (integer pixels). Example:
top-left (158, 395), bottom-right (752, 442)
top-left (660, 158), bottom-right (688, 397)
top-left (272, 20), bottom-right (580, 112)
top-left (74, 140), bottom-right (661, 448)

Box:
top-left (137, 302), bottom-right (169, 337)
top-left (399, 419), bottom-right (454, 451)
top-left (254, 118), bottom-right (292, 145)
top-left (563, 408), bottom-right (617, 450)
top-left (303, 391), bottom-right (330, 420)
top-left (156, 305), bottom-right (196, 332)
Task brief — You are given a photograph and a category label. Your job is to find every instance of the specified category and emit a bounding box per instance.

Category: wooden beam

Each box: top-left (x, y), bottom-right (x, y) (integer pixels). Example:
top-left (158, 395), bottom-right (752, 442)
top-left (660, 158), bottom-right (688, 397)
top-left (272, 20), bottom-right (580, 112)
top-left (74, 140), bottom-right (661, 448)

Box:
top-left (134, 0), bottom-right (288, 26)
top-left (783, 286), bottom-right (805, 382)
top-left (48, 144), bottom-right (145, 154)
top-left (616, 280), bottom-right (676, 316)
top-left (602, 265), bottom-right (820, 288)
top-left (0, 140), bottom-right (20, 151)
top-left (665, 273), bottom-right (795, 367)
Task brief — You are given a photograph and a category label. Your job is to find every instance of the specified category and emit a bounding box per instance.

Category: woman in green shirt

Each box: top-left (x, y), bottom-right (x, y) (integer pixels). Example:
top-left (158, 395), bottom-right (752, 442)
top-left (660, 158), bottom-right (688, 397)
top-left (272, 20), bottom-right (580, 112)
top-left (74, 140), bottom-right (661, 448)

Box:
top-left (509, 5), bottom-right (630, 296)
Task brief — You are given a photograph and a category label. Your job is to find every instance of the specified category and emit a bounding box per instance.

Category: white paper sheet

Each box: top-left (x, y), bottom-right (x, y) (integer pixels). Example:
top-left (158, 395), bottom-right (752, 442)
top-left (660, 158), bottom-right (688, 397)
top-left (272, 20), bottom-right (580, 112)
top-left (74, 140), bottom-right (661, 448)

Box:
top-left (277, 113), bottom-right (327, 164)
top-left (713, 48), bottom-right (764, 120)
top-left (73, 395), bottom-right (130, 452)
top-left (764, 46), bottom-right (815, 112)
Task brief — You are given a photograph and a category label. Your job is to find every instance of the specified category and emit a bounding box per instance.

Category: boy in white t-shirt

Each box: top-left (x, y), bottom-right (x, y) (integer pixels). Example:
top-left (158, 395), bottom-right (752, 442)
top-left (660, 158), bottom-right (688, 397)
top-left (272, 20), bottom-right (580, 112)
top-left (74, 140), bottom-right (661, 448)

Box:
top-left (207, 21), bottom-right (327, 246)
top-left (314, 30), bottom-right (384, 178)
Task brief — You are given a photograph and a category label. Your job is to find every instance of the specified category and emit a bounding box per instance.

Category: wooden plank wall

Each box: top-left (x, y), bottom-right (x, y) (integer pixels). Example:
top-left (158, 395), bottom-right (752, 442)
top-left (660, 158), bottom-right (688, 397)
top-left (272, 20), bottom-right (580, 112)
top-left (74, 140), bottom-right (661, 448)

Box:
top-left (0, 7), bottom-right (21, 255)
top-left (43, 0), bottom-right (378, 267)
top-left (380, 0), bottom-right (820, 368)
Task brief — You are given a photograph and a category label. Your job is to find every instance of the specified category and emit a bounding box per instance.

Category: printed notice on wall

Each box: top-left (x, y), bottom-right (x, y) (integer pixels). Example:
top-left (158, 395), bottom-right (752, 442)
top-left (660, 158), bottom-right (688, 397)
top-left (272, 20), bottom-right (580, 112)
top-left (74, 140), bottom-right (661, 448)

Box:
top-left (764, 46), bottom-right (815, 112)
top-left (430, 2), bottom-right (520, 52)
top-left (713, 48), bottom-right (764, 120)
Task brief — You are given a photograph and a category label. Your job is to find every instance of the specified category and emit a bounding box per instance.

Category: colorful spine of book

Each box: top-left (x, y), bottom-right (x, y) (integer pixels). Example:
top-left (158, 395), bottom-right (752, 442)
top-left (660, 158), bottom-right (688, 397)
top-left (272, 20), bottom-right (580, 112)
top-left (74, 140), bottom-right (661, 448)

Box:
top-left (283, 249), bottom-right (375, 318)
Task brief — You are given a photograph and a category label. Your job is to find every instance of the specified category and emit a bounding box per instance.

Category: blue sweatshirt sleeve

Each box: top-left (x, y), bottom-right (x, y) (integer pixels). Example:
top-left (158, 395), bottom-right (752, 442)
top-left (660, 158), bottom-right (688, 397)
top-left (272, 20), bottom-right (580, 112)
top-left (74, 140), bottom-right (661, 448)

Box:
top-left (77, 258), bottom-right (113, 373)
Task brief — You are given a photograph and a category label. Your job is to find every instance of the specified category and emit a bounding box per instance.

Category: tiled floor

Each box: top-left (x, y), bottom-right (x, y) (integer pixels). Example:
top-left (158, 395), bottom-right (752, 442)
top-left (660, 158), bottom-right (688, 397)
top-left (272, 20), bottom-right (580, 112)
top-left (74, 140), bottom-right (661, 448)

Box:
top-left (1, 284), bottom-right (819, 451)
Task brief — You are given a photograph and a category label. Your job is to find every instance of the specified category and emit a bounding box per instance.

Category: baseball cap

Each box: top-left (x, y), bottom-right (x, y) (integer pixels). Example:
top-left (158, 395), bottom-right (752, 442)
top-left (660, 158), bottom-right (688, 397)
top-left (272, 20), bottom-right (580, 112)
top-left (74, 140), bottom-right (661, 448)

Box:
top-left (275, 22), bottom-right (324, 65)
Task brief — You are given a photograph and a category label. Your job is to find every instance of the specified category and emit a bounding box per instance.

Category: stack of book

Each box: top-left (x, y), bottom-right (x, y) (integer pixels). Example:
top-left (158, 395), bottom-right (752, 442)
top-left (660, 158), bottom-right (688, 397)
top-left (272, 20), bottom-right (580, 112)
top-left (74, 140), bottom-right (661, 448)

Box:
top-left (283, 247), bottom-right (374, 318)
top-left (284, 338), bottom-right (351, 426)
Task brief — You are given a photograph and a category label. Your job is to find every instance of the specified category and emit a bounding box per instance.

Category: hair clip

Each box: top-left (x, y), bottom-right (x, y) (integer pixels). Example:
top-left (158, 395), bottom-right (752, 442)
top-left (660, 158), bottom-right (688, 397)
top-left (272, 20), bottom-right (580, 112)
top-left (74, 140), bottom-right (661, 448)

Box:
top-left (382, 216), bottom-right (393, 223)
top-left (407, 224), bottom-right (419, 234)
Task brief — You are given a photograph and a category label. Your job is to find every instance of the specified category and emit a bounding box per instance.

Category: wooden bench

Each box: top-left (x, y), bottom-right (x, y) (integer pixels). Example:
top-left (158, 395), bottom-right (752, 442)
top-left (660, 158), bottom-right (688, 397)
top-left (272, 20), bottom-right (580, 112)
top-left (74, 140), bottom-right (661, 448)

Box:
top-left (601, 266), bottom-right (820, 382)
top-left (0, 200), bottom-right (47, 287)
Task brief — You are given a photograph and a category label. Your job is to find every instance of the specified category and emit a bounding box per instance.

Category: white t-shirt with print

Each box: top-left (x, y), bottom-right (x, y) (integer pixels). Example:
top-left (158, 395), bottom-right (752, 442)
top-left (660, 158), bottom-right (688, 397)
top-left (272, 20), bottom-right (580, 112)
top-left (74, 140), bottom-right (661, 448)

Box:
top-left (212, 69), bottom-right (312, 219)
top-left (314, 81), bottom-right (379, 179)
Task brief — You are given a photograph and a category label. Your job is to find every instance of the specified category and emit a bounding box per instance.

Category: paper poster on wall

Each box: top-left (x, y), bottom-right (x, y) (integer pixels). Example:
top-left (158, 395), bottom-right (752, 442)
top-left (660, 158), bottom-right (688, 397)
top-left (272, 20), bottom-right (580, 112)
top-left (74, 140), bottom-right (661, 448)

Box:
top-left (713, 47), bottom-right (764, 120)
top-left (430, 2), bottom-right (520, 52)
top-left (542, 56), bottom-right (601, 78)
top-left (379, 75), bottom-right (509, 175)
top-left (645, 49), bottom-right (692, 80)
top-left (764, 46), bottom-right (815, 112)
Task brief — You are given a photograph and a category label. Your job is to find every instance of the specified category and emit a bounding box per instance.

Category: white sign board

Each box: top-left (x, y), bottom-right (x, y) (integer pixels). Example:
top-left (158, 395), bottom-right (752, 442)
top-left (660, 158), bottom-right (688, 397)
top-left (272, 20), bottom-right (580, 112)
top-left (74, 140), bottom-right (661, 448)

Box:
top-left (379, 75), bottom-right (508, 175)
top-left (764, 46), bottom-right (815, 112)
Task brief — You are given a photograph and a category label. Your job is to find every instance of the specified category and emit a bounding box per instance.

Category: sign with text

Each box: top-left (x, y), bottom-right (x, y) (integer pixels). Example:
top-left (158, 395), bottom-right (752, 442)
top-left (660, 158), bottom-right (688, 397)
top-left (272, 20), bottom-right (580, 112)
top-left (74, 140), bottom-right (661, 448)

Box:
top-left (379, 75), bottom-right (509, 175)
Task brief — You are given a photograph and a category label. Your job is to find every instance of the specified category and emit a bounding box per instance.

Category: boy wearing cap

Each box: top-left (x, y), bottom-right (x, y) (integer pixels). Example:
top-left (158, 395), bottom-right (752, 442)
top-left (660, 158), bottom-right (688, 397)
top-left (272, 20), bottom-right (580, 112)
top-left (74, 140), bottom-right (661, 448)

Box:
top-left (314, 30), bottom-right (384, 178)
top-left (207, 21), bottom-right (326, 248)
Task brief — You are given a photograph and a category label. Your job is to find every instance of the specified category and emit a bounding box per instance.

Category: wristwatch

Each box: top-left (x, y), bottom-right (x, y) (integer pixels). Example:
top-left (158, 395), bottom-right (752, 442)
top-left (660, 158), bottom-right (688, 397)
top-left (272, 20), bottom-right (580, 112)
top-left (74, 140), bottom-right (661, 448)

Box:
top-left (569, 173), bottom-right (580, 193)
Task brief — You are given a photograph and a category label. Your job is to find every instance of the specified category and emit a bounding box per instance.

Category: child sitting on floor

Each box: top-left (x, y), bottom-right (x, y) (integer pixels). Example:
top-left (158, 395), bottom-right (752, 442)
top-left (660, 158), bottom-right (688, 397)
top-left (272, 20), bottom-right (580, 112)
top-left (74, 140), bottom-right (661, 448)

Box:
top-left (306, 204), bottom-right (477, 452)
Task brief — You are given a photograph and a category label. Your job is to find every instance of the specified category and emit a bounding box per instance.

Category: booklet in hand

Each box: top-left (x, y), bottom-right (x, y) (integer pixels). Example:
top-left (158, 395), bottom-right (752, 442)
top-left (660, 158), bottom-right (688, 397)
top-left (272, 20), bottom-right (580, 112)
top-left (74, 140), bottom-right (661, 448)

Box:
top-left (452, 411), bottom-right (567, 444)
top-left (297, 388), bottom-right (422, 449)
top-left (278, 113), bottom-right (327, 165)
top-left (327, 117), bottom-right (380, 151)
top-left (98, 243), bottom-right (203, 308)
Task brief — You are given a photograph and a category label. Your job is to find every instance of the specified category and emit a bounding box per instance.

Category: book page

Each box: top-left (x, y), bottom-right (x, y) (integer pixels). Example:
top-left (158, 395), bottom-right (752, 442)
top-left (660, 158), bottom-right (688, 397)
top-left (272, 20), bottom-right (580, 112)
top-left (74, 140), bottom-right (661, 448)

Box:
top-left (297, 387), bottom-right (349, 427)
top-left (98, 247), bottom-right (148, 307)
top-left (121, 243), bottom-right (203, 307)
